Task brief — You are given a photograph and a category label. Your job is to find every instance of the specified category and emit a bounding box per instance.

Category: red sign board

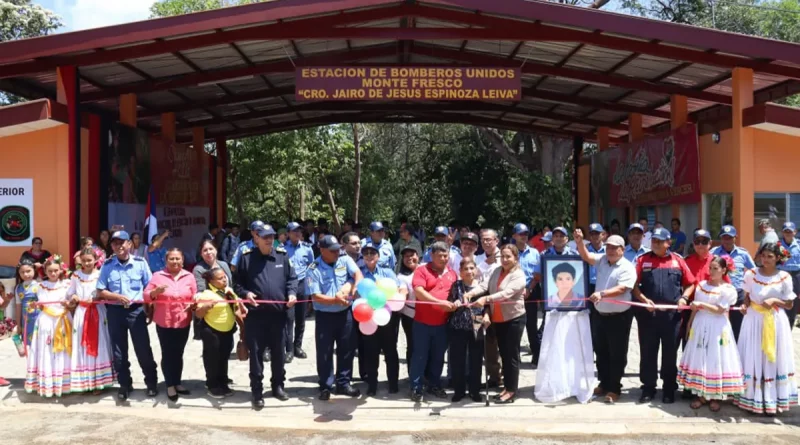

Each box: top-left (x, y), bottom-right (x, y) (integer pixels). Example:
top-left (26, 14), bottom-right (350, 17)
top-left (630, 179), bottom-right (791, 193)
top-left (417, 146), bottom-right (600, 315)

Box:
top-left (149, 136), bottom-right (209, 207)
top-left (295, 66), bottom-right (521, 101)
top-left (605, 123), bottom-right (701, 207)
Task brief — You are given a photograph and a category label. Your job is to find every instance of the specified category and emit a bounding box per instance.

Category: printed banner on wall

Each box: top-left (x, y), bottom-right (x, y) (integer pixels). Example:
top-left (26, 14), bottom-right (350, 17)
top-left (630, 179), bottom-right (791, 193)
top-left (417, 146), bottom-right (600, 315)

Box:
top-left (594, 123), bottom-right (701, 207)
top-left (0, 179), bottom-right (33, 246)
top-left (106, 126), bottom-right (210, 262)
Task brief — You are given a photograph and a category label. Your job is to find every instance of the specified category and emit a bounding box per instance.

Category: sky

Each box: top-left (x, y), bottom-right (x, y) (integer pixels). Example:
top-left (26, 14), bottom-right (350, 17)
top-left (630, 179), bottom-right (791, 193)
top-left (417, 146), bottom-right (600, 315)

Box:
top-left (37, 0), bottom-right (156, 32)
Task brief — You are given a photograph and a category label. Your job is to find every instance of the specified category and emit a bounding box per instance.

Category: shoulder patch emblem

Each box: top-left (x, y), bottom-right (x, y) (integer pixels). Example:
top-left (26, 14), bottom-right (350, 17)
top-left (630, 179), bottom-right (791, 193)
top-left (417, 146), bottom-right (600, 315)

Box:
top-left (275, 246), bottom-right (287, 253)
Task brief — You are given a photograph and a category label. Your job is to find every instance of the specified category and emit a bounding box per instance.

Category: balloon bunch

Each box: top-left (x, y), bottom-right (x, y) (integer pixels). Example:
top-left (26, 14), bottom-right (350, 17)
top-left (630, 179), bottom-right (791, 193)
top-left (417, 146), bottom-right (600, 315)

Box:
top-left (352, 278), bottom-right (406, 335)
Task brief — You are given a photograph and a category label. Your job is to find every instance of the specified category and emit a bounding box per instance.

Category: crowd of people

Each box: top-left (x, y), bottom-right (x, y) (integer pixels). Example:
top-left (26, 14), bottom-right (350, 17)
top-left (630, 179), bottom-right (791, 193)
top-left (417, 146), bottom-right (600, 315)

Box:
top-left (3, 216), bottom-right (799, 416)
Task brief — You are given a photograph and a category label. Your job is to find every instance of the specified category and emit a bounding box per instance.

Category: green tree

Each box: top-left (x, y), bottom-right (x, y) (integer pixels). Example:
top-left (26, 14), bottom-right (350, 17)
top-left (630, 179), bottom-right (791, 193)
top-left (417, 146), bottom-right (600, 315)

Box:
top-left (149, 0), bottom-right (258, 17)
top-left (1, 0), bottom-right (62, 104)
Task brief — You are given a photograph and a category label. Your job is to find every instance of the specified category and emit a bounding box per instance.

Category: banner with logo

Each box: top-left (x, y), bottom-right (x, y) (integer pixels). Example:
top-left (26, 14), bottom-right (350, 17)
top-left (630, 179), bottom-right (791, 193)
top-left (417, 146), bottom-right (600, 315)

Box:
top-left (594, 123), bottom-right (700, 207)
top-left (0, 179), bottom-right (33, 246)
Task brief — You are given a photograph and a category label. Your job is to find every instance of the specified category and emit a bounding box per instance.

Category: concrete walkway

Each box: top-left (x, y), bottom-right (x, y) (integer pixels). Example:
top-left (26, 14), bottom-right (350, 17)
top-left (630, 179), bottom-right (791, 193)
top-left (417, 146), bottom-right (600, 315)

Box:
top-left (1, 316), bottom-right (798, 437)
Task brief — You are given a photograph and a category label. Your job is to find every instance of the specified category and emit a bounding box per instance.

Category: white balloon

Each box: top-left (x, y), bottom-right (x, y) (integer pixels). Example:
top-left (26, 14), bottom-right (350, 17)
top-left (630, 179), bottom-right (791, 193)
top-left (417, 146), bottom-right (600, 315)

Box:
top-left (372, 307), bottom-right (391, 326)
top-left (359, 320), bottom-right (378, 335)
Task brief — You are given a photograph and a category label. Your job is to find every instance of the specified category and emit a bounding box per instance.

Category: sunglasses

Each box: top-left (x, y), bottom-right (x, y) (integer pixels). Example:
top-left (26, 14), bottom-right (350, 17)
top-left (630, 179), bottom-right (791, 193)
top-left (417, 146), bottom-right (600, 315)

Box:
top-left (693, 239), bottom-right (711, 245)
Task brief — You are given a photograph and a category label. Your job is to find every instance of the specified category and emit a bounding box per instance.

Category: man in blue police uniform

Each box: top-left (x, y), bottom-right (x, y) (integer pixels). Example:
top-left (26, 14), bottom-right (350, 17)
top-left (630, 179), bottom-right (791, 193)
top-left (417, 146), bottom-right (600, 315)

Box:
top-left (624, 223), bottom-right (650, 263)
top-left (359, 243), bottom-right (403, 396)
top-left (632, 227), bottom-right (695, 404)
top-left (423, 226), bottom-right (461, 263)
top-left (96, 230), bottom-right (159, 401)
top-left (710, 225), bottom-right (755, 340)
top-left (233, 224), bottom-right (299, 409)
top-left (284, 222), bottom-right (315, 361)
top-left (230, 220), bottom-right (264, 272)
top-left (360, 221), bottom-right (396, 270)
top-left (307, 235), bottom-right (364, 401)
top-left (510, 223), bottom-right (542, 368)
top-left (779, 222), bottom-right (800, 328)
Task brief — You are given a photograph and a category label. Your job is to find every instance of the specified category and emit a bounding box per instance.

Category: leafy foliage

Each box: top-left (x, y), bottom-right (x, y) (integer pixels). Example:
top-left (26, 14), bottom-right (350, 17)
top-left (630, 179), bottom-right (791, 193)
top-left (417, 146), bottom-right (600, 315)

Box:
top-left (149, 0), bottom-right (259, 17)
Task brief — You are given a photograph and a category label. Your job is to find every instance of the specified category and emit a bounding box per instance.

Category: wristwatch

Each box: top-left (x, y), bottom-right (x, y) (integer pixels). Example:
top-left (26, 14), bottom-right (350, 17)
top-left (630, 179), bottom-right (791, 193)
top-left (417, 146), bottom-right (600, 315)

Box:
top-left (599, 291), bottom-right (606, 299)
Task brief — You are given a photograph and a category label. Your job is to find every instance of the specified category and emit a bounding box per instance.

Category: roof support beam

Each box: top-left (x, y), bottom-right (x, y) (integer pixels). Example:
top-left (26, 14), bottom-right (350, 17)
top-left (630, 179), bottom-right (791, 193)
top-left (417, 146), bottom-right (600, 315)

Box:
top-left (176, 101), bottom-right (634, 131)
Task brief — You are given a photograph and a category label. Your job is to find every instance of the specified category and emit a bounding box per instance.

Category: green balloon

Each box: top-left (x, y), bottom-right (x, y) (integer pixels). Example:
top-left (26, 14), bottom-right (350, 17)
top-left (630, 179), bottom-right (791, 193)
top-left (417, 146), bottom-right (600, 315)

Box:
top-left (367, 289), bottom-right (387, 309)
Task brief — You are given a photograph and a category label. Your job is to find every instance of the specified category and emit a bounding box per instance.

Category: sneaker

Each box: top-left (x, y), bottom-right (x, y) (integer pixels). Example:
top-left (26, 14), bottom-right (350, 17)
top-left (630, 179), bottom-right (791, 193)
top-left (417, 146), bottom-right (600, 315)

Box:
top-left (224, 386), bottom-right (234, 397)
top-left (207, 388), bottom-right (226, 399)
top-left (604, 392), bottom-right (619, 404)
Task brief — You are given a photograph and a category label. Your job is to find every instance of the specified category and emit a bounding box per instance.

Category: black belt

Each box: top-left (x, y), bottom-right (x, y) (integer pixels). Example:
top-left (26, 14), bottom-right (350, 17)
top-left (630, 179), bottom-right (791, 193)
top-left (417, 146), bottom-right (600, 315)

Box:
top-left (597, 310), bottom-right (628, 317)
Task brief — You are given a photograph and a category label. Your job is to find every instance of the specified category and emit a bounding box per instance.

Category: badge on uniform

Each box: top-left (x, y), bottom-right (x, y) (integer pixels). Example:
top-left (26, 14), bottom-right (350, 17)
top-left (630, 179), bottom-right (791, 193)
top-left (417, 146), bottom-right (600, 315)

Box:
top-left (672, 260), bottom-right (678, 268)
top-left (642, 262), bottom-right (652, 272)
top-left (336, 266), bottom-right (346, 273)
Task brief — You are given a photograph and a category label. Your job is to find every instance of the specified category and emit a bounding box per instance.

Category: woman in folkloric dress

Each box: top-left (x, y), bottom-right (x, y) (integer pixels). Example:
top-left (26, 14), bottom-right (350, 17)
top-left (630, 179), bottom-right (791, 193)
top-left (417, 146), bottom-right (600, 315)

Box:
top-left (677, 256), bottom-right (745, 412)
top-left (735, 242), bottom-right (798, 416)
top-left (24, 255), bottom-right (72, 398)
top-left (68, 248), bottom-right (114, 394)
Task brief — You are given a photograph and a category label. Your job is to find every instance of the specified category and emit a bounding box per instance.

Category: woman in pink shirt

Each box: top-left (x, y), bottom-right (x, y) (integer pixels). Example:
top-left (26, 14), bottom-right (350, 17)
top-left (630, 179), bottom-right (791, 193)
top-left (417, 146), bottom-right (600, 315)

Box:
top-left (144, 248), bottom-right (197, 402)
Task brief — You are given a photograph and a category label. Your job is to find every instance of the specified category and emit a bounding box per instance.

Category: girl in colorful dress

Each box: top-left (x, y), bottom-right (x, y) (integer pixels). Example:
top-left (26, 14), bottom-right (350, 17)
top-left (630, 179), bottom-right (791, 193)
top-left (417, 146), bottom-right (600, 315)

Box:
top-left (68, 248), bottom-right (114, 394)
top-left (14, 258), bottom-right (40, 352)
top-left (677, 256), bottom-right (745, 412)
top-left (25, 255), bottom-right (72, 397)
top-left (735, 242), bottom-right (798, 415)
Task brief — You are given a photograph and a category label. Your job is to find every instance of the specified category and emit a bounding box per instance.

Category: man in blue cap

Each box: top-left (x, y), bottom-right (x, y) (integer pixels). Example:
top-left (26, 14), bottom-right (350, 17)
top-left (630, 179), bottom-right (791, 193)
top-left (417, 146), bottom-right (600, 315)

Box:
top-left (539, 231), bottom-right (553, 253)
top-left (624, 223), bottom-right (650, 263)
top-left (284, 222), bottom-right (315, 361)
top-left (233, 224), bottom-right (299, 409)
top-left (230, 220), bottom-right (264, 272)
top-left (710, 225), bottom-right (755, 340)
top-left (423, 226), bottom-right (461, 263)
top-left (96, 230), bottom-right (159, 401)
top-left (307, 235), bottom-right (364, 401)
top-left (361, 221), bottom-right (396, 271)
top-left (632, 227), bottom-right (695, 404)
top-left (779, 222), bottom-right (800, 328)
top-left (586, 223), bottom-right (606, 295)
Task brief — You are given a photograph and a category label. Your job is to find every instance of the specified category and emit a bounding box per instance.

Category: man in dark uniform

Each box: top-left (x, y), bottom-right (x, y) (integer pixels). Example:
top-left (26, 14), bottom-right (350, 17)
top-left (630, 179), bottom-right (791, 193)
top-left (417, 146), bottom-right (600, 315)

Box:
top-left (233, 224), bottom-right (299, 409)
top-left (632, 227), bottom-right (695, 404)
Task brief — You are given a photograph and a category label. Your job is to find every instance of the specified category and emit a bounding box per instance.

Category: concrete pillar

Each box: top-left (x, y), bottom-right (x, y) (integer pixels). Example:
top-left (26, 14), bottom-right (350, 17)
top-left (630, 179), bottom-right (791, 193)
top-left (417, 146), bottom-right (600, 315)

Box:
top-left (161, 112), bottom-right (176, 142)
top-left (731, 68), bottom-right (755, 246)
top-left (670, 95), bottom-right (689, 226)
top-left (119, 94), bottom-right (137, 127)
top-left (216, 138), bottom-right (228, 226)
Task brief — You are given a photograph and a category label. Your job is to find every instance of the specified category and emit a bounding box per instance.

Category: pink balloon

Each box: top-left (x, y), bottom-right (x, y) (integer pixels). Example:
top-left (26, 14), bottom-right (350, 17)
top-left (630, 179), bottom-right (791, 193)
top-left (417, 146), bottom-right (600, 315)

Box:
top-left (387, 299), bottom-right (404, 312)
top-left (359, 320), bottom-right (378, 335)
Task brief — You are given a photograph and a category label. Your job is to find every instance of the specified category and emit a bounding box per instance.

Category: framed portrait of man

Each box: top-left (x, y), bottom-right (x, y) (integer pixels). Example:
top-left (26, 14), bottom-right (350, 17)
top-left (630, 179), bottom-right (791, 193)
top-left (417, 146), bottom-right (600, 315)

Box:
top-left (542, 256), bottom-right (589, 311)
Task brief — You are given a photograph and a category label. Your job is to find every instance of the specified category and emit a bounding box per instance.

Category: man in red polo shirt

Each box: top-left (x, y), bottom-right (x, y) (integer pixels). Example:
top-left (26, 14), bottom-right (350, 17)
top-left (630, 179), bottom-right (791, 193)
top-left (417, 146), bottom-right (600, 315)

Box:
top-left (410, 241), bottom-right (458, 402)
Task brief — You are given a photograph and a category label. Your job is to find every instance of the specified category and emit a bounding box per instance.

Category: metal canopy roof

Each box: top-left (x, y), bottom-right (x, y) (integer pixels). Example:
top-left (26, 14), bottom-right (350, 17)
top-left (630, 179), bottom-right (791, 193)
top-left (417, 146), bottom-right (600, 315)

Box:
top-left (1, 0), bottom-right (800, 143)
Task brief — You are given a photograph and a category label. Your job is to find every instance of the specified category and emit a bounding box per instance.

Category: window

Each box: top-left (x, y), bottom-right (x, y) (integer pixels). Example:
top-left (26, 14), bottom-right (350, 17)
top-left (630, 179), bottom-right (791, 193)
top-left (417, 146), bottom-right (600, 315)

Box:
top-left (754, 193), bottom-right (786, 242)
top-left (703, 193), bottom-right (732, 238)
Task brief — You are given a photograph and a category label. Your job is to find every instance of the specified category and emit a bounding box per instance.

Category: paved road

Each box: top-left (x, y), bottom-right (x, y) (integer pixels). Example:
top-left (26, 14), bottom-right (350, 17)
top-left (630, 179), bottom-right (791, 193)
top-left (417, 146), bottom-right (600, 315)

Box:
top-left (0, 315), bottom-right (799, 443)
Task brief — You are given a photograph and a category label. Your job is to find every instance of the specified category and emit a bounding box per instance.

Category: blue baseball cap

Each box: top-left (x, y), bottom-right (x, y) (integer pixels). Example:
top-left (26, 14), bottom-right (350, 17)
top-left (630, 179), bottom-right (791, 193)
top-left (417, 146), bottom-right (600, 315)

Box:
top-left (111, 230), bottom-right (130, 241)
top-left (783, 222), bottom-right (797, 232)
top-left (693, 229), bottom-right (712, 240)
top-left (286, 222), bottom-right (302, 232)
top-left (361, 241), bottom-right (380, 253)
top-left (627, 223), bottom-right (644, 233)
top-left (256, 224), bottom-right (276, 237)
top-left (319, 235), bottom-right (341, 251)
top-left (249, 220), bottom-right (265, 231)
top-left (434, 226), bottom-right (448, 236)
top-left (513, 223), bottom-right (530, 235)
top-left (369, 221), bottom-right (385, 232)
top-left (719, 225), bottom-right (737, 238)
top-left (588, 223), bottom-right (604, 233)
top-left (651, 227), bottom-right (671, 241)
top-left (542, 231), bottom-right (553, 242)
top-left (552, 227), bottom-right (568, 237)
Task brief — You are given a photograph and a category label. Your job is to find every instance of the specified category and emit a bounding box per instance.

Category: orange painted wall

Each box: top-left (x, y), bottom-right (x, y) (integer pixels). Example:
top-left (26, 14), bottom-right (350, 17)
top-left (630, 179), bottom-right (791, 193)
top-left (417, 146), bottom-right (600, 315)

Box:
top-left (699, 129), bottom-right (735, 194)
top-left (752, 129), bottom-right (800, 191)
top-left (0, 125), bottom-right (72, 265)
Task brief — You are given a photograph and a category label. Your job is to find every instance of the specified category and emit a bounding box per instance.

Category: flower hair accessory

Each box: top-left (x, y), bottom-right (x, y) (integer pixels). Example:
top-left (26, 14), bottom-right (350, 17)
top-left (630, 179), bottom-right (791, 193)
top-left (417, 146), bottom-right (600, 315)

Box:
top-left (718, 255), bottom-right (736, 273)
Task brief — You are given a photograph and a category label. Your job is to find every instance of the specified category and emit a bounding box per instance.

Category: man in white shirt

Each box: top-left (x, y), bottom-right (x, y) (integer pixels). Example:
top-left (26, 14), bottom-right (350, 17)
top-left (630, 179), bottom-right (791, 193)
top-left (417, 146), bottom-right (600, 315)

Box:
top-left (476, 228), bottom-right (503, 387)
